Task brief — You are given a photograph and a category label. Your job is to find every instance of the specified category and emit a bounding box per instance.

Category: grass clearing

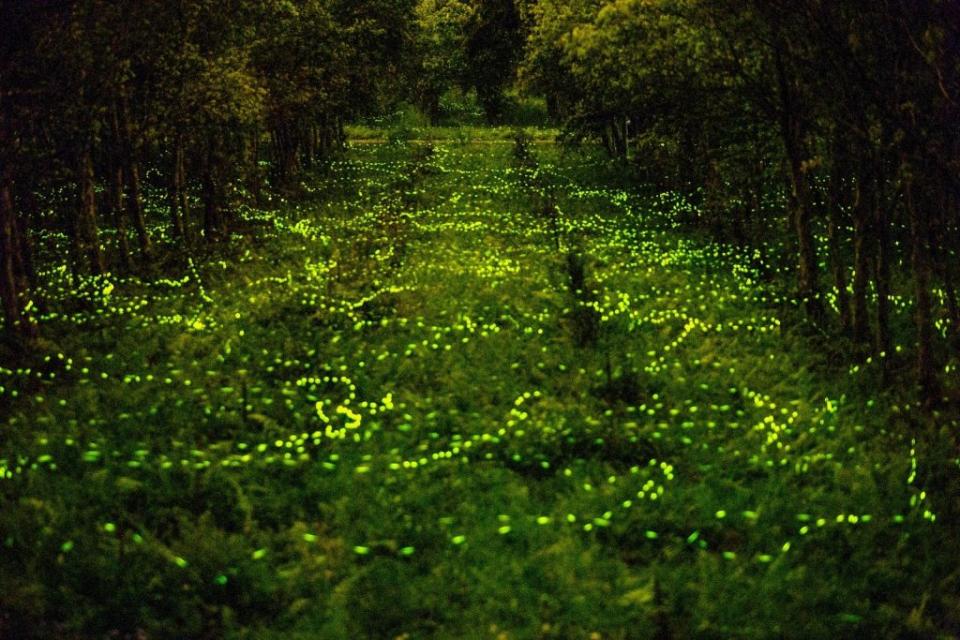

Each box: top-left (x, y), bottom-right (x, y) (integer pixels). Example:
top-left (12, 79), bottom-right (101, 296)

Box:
top-left (1, 139), bottom-right (958, 639)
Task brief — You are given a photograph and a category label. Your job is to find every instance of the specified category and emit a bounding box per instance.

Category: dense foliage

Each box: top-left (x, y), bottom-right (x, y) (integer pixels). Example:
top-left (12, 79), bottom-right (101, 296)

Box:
top-left (1, 0), bottom-right (959, 637)
top-left (520, 0), bottom-right (960, 401)
top-left (2, 136), bottom-right (957, 639)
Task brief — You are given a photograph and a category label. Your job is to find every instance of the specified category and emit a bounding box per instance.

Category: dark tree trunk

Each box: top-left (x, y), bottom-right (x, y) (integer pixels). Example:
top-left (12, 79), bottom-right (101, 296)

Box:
top-left (546, 94), bottom-right (559, 121)
top-left (677, 127), bottom-right (696, 193)
top-left (424, 92), bottom-right (441, 125)
top-left (77, 146), bottom-right (105, 276)
top-left (177, 139), bottom-right (190, 241)
top-left (0, 168), bottom-right (36, 343)
top-left (851, 162), bottom-right (873, 346)
top-left (168, 135), bottom-right (186, 241)
top-left (119, 98), bottom-right (150, 255)
top-left (940, 188), bottom-right (960, 346)
top-left (110, 161), bottom-right (132, 270)
top-left (827, 136), bottom-right (851, 334)
top-left (906, 173), bottom-right (937, 403)
top-left (873, 179), bottom-right (892, 365)
top-left (125, 161), bottom-right (149, 255)
top-left (774, 43), bottom-right (823, 324)
top-left (202, 135), bottom-right (225, 242)
top-left (249, 130), bottom-right (263, 207)
top-left (14, 187), bottom-right (38, 294)
top-left (108, 105), bottom-right (132, 269)
top-left (305, 123), bottom-right (316, 169)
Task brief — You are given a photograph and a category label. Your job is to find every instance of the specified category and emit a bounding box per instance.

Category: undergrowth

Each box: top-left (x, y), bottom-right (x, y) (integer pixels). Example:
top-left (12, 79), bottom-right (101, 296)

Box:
top-left (1, 138), bottom-right (958, 639)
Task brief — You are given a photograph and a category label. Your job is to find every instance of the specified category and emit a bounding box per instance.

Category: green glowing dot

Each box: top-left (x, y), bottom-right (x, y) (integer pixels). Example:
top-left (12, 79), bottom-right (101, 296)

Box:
top-left (103, 522), bottom-right (117, 533)
top-left (60, 541), bottom-right (74, 553)
top-left (686, 531), bottom-right (700, 544)
top-left (400, 546), bottom-right (415, 556)
top-left (536, 516), bottom-right (551, 525)
top-left (173, 556), bottom-right (188, 569)
top-left (645, 530), bottom-right (658, 540)
top-left (303, 533), bottom-right (318, 543)
top-left (715, 510), bottom-right (726, 519)
top-left (353, 546), bottom-right (370, 555)
top-left (498, 525), bottom-right (511, 535)
top-left (722, 551), bottom-right (736, 560)
top-left (215, 574), bottom-right (228, 586)
top-left (251, 548), bottom-right (267, 560)
top-left (451, 535), bottom-right (466, 545)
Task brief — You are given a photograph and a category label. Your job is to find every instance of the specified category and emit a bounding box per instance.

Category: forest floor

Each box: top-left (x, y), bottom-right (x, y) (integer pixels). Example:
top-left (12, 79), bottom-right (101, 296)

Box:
top-left (2, 138), bottom-right (959, 639)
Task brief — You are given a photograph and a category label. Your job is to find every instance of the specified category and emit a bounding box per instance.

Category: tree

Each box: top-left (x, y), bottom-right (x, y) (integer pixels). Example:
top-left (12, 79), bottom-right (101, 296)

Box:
top-left (464, 0), bottom-right (525, 122)
top-left (412, 0), bottom-right (474, 123)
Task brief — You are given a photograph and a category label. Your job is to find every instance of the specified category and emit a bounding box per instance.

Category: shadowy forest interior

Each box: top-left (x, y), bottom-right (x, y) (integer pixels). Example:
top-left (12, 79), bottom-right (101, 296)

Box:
top-left (1, 0), bottom-right (959, 638)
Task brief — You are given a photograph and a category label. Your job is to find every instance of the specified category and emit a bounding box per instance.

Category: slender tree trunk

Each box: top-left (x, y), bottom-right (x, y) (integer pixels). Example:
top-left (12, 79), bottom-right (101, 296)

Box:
top-left (107, 105), bottom-right (133, 270)
top-left (202, 134), bottom-right (224, 241)
top-left (787, 148), bottom-right (823, 323)
top-left (0, 170), bottom-right (36, 343)
top-left (774, 44), bottom-right (823, 324)
top-left (110, 162), bottom-right (132, 271)
top-left (250, 129), bottom-right (263, 206)
top-left (941, 188), bottom-right (960, 346)
top-left (14, 187), bottom-right (38, 294)
top-left (303, 124), bottom-right (315, 169)
top-left (177, 138), bottom-right (190, 241)
top-left (125, 160), bottom-right (149, 255)
top-left (873, 177), bottom-right (892, 365)
top-left (851, 162), bottom-right (872, 346)
top-left (828, 136), bottom-right (851, 334)
top-left (168, 135), bottom-right (186, 241)
top-left (77, 145), bottom-right (105, 276)
top-left (119, 97), bottom-right (150, 255)
top-left (906, 173), bottom-right (937, 402)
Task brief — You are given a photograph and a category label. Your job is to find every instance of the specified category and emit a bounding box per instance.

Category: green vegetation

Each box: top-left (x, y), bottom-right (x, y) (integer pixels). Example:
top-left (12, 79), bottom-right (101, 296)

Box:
top-left (1, 0), bottom-right (959, 638)
top-left (2, 138), bottom-right (958, 639)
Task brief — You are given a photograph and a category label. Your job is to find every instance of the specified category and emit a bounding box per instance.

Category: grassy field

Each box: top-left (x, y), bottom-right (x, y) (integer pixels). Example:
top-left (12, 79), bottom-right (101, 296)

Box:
top-left (1, 138), bottom-right (958, 639)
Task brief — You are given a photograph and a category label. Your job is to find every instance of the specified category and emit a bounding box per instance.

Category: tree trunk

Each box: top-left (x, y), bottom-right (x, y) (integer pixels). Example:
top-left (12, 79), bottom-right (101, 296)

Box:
top-left (906, 173), bottom-right (937, 403)
top-left (873, 177), bottom-right (892, 365)
top-left (168, 135), bottom-right (186, 241)
top-left (119, 98), bottom-right (150, 255)
top-left (251, 130), bottom-right (263, 206)
top-left (107, 105), bottom-right (133, 270)
top-left (0, 170), bottom-right (37, 343)
top-left (851, 162), bottom-right (872, 346)
top-left (14, 187), bottom-right (39, 294)
top-left (177, 137), bottom-right (190, 240)
top-left (827, 137), bottom-right (851, 335)
top-left (110, 162), bottom-right (132, 270)
top-left (77, 146), bottom-right (105, 276)
top-left (774, 43), bottom-right (823, 324)
top-left (940, 188), bottom-right (960, 346)
top-left (202, 135), bottom-right (225, 242)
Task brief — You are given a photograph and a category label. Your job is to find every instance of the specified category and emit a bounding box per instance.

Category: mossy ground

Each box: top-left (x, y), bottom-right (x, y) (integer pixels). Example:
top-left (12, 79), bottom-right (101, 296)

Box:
top-left (1, 138), bottom-right (958, 639)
